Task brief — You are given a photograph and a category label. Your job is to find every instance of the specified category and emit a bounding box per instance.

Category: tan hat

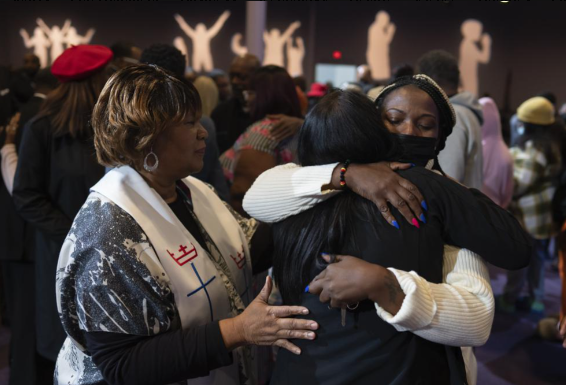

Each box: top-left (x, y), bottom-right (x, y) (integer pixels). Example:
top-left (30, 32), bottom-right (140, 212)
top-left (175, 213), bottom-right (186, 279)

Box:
top-left (517, 97), bottom-right (555, 126)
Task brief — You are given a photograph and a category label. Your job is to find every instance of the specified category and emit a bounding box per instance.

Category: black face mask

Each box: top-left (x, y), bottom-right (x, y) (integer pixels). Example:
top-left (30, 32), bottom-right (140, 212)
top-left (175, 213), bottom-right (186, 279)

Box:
top-left (394, 134), bottom-right (437, 167)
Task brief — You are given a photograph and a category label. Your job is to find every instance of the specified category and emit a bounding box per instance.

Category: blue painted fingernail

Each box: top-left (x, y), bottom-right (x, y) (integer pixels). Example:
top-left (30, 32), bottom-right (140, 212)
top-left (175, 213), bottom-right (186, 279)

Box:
top-left (305, 285), bottom-right (310, 293)
top-left (410, 163), bottom-right (416, 167)
top-left (392, 220), bottom-right (400, 230)
top-left (321, 252), bottom-right (330, 257)
top-left (420, 213), bottom-right (427, 224)
top-left (421, 201), bottom-right (428, 211)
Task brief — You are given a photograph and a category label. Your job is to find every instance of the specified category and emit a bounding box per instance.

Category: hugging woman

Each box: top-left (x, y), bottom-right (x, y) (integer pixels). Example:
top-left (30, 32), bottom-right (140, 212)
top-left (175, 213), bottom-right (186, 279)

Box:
top-left (245, 88), bottom-right (530, 385)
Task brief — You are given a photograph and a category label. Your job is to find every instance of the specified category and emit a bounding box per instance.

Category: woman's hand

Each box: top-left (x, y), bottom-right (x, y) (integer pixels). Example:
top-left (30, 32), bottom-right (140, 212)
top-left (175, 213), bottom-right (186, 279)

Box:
top-left (1, 113), bottom-right (21, 145)
top-left (330, 162), bottom-right (426, 228)
top-left (307, 254), bottom-right (405, 315)
top-left (267, 114), bottom-right (304, 142)
top-left (220, 276), bottom-right (318, 355)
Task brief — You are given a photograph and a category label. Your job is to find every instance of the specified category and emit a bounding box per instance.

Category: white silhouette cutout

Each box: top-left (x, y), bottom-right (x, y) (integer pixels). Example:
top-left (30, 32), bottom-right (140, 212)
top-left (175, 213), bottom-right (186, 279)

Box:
top-left (174, 11), bottom-right (231, 73)
top-left (286, 37), bottom-right (305, 77)
top-left (459, 19), bottom-right (491, 97)
top-left (37, 18), bottom-right (72, 63)
top-left (20, 27), bottom-right (50, 68)
top-left (366, 11), bottom-right (395, 80)
top-left (64, 26), bottom-right (95, 48)
top-left (231, 33), bottom-right (248, 57)
top-left (263, 21), bottom-right (301, 67)
top-left (173, 36), bottom-right (190, 68)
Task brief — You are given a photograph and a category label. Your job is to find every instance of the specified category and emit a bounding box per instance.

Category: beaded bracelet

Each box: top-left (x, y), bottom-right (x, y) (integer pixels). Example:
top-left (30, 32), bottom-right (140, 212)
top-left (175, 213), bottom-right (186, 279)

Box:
top-left (339, 160), bottom-right (351, 187)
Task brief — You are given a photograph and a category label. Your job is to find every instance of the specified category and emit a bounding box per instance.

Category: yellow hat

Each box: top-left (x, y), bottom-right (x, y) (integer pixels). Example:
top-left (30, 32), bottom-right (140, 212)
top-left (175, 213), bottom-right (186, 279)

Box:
top-left (517, 97), bottom-right (555, 126)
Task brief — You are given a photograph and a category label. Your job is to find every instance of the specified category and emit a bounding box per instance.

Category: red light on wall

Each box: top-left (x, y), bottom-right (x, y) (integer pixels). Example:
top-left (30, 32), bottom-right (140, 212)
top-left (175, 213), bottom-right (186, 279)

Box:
top-left (332, 51), bottom-right (342, 60)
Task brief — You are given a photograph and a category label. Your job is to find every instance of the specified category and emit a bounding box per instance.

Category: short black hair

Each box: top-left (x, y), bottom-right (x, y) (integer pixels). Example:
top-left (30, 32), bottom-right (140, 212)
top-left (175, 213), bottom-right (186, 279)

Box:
top-left (141, 44), bottom-right (185, 78)
top-left (416, 50), bottom-right (460, 91)
top-left (537, 91), bottom-right (557, 107)
top-left (110, 42), bottom-right (136, 59)
top-left (34, 67), bottom-right (59, 90)
top-left (391, 63), bottom-right (414, 80)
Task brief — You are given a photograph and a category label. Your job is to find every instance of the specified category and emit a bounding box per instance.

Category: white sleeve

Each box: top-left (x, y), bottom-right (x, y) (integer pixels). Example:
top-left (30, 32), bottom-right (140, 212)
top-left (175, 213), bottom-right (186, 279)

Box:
top-left (1, 144), bottom-right (18, 195)
top-left (374, 246), bottom-right (494, 347)
top-left (242, 162), bottom-right (341, 223)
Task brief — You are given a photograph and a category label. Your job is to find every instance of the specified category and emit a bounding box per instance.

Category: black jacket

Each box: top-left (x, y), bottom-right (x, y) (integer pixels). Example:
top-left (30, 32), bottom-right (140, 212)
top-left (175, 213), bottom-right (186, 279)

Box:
top-left (0, 95), bottom-right (43, 263)
top-left (13, 116), bottom-right (105, 360)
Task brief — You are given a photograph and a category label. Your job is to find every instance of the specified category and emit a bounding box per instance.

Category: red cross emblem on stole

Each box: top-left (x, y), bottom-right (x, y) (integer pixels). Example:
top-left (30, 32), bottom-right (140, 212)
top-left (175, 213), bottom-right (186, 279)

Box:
top-left (167, 243), bottom-right (198, 266)
top-left (229, 246), bottom-right (246, 270)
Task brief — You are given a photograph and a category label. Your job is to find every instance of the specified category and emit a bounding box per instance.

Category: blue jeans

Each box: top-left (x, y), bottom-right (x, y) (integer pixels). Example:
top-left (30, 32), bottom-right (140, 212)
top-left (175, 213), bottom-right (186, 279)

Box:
top-left (504, 238), bottom-right (550, 303)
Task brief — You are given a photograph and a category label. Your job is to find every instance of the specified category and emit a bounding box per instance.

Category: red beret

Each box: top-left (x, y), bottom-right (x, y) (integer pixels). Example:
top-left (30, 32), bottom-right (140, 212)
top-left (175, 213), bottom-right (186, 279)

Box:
top-left (51, 45), bottom-right (113, 83)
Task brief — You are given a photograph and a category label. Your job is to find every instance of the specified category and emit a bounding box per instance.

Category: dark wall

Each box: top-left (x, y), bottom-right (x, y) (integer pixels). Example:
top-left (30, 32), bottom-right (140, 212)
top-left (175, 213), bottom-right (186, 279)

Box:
top-left (1, 1), bottom-right (565, 111)
top-left (309, 1), bottom-right (566, 113)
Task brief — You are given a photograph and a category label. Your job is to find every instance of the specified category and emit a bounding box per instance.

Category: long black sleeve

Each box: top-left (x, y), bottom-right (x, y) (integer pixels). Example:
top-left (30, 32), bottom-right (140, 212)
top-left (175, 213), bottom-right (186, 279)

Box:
top-left (12, 120), bottom-right (72, 243)
top-left (408, 168), bottom-right (532, 270)
top-left (85, 321), bottom-right (233, 385)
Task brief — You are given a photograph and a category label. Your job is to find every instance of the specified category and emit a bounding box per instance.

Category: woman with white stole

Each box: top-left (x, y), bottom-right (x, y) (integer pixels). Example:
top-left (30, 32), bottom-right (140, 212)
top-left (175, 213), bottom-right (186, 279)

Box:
top-left (54, 64), bottom-right (318, 385)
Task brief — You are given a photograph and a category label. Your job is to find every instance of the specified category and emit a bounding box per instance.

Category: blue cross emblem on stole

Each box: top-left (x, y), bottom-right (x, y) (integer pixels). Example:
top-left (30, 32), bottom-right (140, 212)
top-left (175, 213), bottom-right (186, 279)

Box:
top-left (187, 263), bottom-right (216, 321)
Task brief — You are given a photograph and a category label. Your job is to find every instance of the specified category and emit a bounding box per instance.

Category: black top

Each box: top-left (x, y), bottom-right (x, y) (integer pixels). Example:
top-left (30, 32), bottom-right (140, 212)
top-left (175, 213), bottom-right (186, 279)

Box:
top-left (272, 168), bottom-right (532, 385)
top-left (211, 97), bottom-right (252, 154)
top-left (12, 116), bottom-right (105, 360)
top-left (85, 321), bottom-right (232, 385)
top-left (168, 192), bottom-right (210, 254)
top-left (0, 96), bottom-right (43, 263)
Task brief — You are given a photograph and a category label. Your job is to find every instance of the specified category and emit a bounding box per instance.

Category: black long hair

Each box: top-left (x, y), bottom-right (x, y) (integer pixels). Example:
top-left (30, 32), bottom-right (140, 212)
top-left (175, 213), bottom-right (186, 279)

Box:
top-left (272, 90), bottom-right (402, 304)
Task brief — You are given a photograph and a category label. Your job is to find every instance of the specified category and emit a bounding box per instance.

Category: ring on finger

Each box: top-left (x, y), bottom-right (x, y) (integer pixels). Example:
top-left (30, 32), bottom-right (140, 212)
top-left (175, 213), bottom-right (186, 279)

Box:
top-left (347, 302), bottom-right (359, 311)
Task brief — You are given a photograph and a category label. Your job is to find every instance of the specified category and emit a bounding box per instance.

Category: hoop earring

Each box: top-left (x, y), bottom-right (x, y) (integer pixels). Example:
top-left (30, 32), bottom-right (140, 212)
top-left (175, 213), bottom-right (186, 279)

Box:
top-left (143, 149), bottom-right (159, 172)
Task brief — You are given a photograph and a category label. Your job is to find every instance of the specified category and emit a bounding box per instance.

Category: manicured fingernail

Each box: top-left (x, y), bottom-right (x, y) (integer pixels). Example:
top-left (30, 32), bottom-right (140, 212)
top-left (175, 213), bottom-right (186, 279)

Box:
top-left (307, 332), bottom-right (315, 339)
top-left (419, 213), bottom-right (426, 224)
top-left (310, 322), bottom-right (318, 329)
top-left (302, 308), bottom-right (309, 314)
top-left (321, 253), bottom-right (330, 256)
top-left (412, 218), bottom-right (420, 229)
top-left (304, 285), bottom-right (310, 293)
top-left (421, 201), bottom-right (428, 211)
top-left (410, 163), bottom-right (416, 167)
top-left (392, 220), bottom-right (400, 230)
top-left (294, 349), bottom-right (301, 355)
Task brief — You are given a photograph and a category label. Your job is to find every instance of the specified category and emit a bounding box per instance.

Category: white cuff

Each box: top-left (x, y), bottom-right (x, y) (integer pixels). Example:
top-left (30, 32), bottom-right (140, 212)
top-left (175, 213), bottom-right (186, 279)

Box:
top-left (374, 268), bottom-right (436, 331)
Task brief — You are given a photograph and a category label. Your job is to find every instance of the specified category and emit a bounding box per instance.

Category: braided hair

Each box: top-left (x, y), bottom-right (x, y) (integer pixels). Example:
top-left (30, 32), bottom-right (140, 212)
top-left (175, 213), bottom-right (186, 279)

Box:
top-left (374, 74), bottom-right (456, 154)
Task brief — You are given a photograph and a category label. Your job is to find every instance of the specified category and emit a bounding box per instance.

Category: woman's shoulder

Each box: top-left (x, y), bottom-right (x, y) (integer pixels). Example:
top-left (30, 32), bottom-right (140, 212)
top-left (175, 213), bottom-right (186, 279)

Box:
top-left (71, 192), bottom-right (146, 248)
top-left (248, 118), bottom-right (275, 134)
top-left (23, 115), bottom-right (52, 139)
top-left (62, 192), bottom-right (173, 305)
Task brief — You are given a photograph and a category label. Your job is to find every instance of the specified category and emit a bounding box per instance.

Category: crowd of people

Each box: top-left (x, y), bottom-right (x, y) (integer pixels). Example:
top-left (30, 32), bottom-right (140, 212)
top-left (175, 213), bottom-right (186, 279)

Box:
top-left (0, 39), bottom-right (565, 385)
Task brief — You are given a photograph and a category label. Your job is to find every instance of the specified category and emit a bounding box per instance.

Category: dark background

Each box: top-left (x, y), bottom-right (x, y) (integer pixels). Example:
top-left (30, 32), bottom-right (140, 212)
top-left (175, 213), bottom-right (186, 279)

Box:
top-left (1, 1), bottom-right (565, 111)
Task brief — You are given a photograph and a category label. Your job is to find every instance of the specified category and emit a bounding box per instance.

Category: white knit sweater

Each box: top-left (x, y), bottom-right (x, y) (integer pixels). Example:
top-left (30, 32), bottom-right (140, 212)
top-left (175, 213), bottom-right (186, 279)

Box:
top-left (243, 163), bottom-right (495, 385)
